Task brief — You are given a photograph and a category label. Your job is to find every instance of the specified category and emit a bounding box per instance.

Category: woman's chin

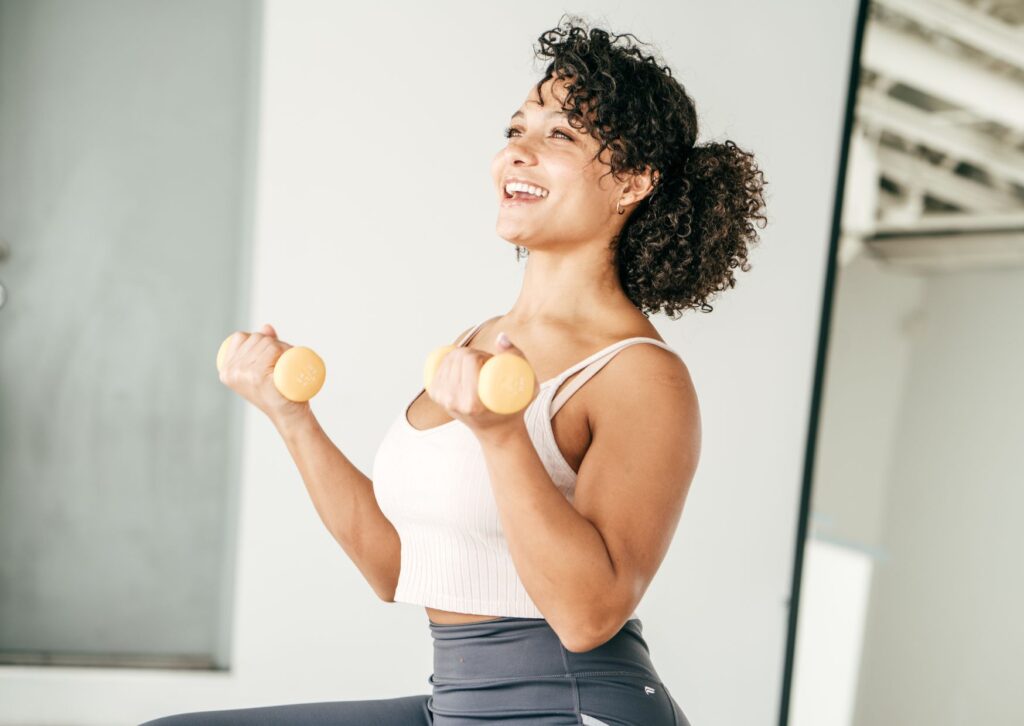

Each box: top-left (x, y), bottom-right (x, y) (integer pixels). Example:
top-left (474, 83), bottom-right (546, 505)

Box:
top-left (495, 220), bottom-right (531, 242)
top-left (497, 232), bottom-right (529, 247)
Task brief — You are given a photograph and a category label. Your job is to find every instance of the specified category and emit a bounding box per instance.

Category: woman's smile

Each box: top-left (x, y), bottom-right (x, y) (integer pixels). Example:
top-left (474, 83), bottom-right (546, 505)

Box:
top-left (501, 190), bottom-right (549, 207)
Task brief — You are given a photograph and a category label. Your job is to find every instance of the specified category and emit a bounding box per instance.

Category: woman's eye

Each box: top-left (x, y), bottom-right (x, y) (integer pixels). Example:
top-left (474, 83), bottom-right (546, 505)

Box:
top-left (502, 126), bottom-right (573, 141)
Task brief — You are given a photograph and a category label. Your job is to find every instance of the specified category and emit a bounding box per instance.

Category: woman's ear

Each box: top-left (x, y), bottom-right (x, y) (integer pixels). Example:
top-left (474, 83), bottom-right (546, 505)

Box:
top-left (626, 165), bottom-right (659, 205)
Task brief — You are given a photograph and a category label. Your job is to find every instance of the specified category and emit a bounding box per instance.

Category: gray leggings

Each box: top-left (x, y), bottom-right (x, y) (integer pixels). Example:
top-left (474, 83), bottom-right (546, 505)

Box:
top-left (139, 616), bottom-right (691, 725)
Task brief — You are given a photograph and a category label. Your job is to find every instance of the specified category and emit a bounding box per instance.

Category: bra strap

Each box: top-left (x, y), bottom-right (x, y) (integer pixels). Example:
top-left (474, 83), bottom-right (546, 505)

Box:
top-left (456, 320), bottom-right (487, 347)
top-left (551, 339), bottom-right (678, 416)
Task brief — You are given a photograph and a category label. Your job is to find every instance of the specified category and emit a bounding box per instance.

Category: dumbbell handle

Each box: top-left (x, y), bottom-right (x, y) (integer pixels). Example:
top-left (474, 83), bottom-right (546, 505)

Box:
top-left (217, 333), bottom-right (326, 402)
top-left (423, 345), bottom-right (536, 415)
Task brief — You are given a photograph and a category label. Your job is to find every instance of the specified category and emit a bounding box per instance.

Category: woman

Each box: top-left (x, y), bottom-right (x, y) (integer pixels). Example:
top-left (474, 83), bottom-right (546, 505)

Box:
top-left (143, 15), bottom-right (766, 726)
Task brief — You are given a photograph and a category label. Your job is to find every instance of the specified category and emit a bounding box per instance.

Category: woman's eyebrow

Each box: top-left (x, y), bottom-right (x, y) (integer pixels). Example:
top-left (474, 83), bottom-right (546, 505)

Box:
top-left (509, 108), bottom-right (568, 121)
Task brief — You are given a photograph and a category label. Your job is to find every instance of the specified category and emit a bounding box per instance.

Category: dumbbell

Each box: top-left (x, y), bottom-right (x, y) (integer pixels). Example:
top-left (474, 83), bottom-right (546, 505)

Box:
top-left (216, 332), bottom-right (326, 402)
top-left (423, 345), bottom-right (536, 415)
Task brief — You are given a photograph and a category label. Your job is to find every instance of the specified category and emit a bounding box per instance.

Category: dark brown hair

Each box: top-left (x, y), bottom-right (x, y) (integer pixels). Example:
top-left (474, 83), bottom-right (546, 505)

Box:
top-left (517, 15), bottom-right (769, 317)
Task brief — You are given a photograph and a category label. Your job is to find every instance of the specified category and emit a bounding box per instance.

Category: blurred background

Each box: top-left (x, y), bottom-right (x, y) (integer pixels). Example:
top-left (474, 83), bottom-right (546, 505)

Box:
top-left (787, 1), bottom-right (1024, 725)
top-left (2, 0), bottom-right (1016, 725)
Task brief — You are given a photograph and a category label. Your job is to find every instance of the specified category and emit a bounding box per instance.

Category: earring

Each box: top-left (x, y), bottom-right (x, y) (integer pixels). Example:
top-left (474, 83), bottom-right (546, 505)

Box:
top-left (617, 199), bottom-right (625, 215)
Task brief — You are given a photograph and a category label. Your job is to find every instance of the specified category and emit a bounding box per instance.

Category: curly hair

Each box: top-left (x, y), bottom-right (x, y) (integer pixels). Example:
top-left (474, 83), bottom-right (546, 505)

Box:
top-left (515, 15), bottom-right (768, 318)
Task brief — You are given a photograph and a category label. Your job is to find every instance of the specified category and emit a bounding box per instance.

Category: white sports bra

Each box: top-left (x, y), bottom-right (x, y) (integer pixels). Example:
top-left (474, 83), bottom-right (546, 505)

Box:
top-left (371, 320), bottom-right (680, 619)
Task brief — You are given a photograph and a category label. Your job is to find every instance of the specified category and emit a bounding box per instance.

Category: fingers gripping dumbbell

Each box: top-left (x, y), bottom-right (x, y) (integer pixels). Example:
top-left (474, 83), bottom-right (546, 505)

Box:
top-left (422, 344), bottom-right (536, 415)
top-left (216, 333), bottom-right (326, 402)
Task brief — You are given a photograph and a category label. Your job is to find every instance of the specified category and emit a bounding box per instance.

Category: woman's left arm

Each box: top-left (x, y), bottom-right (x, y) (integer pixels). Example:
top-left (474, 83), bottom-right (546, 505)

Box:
top-left (476, 345), bottom-right (701, 653)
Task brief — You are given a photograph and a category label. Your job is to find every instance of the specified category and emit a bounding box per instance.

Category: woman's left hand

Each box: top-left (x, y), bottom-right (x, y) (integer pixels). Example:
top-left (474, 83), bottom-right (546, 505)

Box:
top-left (427, 331), bottom-right (540, 443)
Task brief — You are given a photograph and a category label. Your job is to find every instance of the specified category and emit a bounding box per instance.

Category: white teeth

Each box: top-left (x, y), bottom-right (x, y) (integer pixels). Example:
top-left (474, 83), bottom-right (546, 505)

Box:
top-left (504, 181), bottom-right (548, 198)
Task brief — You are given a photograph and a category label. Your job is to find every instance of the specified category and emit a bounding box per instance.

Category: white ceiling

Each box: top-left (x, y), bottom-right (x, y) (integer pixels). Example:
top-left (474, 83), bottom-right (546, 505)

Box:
top-left (841, 0), bottom-right (1024, 271)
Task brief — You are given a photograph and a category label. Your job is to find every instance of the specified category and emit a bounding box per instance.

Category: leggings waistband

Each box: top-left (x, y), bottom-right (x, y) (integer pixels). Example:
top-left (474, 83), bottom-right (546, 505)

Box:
top-left (429, 616), bottom-right (659, 683)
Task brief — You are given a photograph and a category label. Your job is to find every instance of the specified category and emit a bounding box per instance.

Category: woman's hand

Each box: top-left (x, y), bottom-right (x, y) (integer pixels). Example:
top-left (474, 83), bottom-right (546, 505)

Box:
top-left (427, 331), bottom-right (540, 443)
top-left (218, 323), bottom-right (311, 425)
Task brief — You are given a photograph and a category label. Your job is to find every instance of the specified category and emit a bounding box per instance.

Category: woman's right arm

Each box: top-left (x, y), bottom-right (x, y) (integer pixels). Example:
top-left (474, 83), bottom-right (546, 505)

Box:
top-left (218, 323), bottom-right (401, 601)
top-left (267, 323), bottom-right (477, 601)
top-left (218, 321), bottom-right (477, 603)
top-left (272, 407), bottom-right (401, 602)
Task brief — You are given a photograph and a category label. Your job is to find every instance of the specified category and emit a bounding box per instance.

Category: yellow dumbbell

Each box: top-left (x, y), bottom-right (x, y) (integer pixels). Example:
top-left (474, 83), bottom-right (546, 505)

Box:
top-left (423, 344), bottom-right (536, 415)
top-left (217, 333), bottom-right (326, 403)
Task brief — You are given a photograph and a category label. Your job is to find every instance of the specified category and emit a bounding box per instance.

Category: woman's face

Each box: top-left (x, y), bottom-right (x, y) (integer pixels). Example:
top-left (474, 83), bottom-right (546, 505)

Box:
top-left (491, 76), bottom-right (625, 252)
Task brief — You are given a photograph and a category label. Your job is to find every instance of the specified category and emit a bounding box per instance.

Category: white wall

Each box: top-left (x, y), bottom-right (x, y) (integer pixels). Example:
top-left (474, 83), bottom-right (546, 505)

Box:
top-left (852, 266), bottom-right (1024, 725)
top-left (791, 253), bottom-right (927, 726)
top-left (811, 253), bottom-right (926, 550)
top-left (0, 0), bottom-right (859, 723)
top-left (793, 256), bottom-right (1024, 725)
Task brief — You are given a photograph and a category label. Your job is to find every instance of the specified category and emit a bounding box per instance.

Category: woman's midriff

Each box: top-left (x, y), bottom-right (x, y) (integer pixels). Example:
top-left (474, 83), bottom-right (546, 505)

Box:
top-left (425, 606), bottom-right (505, 625)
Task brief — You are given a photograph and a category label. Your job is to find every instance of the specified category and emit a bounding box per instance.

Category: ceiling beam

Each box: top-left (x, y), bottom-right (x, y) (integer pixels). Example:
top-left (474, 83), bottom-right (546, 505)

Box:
top-left (862, 21), bottom-right (1024, 132)
top-left (872, 210), bottom-right (1024, 233)
top-left (875, 144), bottom-right (1022, 212)
top-left (856, 86), bottom-right (1024, 187)
top-left (875, 0), bottom-right (1024, 73)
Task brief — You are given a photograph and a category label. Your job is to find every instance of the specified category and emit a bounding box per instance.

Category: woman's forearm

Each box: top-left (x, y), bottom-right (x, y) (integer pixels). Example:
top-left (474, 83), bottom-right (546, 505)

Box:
top-left (271, 408), bottom-right (401, 602)
top-left (477, 423), bottom-right (618, 650)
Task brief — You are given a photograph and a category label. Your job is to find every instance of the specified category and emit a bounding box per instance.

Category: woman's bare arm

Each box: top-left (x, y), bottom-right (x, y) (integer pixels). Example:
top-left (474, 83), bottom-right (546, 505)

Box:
top-left (268, 323), bottom-right (477, 602)
top-left (272, 409), bottom-right (401, 602)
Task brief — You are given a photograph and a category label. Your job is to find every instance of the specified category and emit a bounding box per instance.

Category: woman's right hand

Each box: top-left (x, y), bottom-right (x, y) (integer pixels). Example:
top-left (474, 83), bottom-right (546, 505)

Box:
top-left (218, 323), bottom-right (312, 425)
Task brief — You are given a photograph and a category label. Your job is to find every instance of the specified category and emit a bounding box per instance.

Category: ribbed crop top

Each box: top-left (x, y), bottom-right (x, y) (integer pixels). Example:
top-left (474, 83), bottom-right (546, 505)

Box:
top-left (371, 320), bottom-right (681, 620)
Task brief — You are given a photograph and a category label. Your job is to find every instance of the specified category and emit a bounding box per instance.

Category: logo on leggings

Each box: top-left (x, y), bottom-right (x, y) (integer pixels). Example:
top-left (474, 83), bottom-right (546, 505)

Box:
top-left (644, 685), bottom-right (656, 695)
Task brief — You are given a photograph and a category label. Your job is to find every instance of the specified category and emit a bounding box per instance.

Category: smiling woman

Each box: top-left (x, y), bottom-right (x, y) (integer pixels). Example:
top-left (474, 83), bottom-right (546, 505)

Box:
top-left (496, 21), bottom-right (768, 319)
top-left (143, 11), bottom-right (767, 726)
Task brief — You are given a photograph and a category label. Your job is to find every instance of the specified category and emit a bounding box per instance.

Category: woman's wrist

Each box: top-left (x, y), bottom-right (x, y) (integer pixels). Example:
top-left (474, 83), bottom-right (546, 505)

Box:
top-left (270, 403), bottom-right (317, 439)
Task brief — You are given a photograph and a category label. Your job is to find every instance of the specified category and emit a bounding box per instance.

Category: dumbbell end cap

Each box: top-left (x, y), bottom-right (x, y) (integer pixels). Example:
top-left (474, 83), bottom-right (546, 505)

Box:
top-left (273, 346), bottom-right (326, 402)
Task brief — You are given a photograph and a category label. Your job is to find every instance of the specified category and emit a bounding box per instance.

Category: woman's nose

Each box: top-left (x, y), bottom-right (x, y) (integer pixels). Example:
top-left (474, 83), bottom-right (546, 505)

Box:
top-left (505, 140), bottom-right (538, 165)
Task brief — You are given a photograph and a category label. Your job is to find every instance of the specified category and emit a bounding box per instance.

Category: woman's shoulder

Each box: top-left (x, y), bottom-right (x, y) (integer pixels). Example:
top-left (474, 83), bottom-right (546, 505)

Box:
top-left (587, 316), bottom-right (690, 389)
top-left (450, 316), bottom-right (500, 346)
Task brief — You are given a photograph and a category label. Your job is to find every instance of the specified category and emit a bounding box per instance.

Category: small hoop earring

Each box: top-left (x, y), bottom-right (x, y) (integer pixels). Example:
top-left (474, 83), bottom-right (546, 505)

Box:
top-left (617, 200), bottom-right (625, 215)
